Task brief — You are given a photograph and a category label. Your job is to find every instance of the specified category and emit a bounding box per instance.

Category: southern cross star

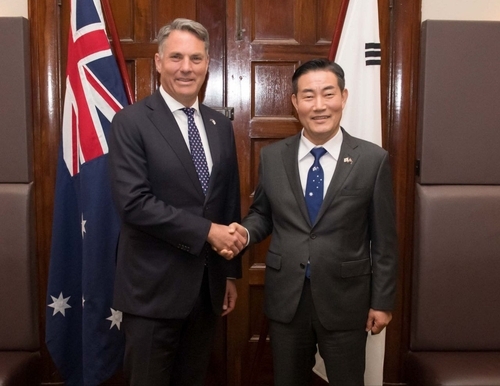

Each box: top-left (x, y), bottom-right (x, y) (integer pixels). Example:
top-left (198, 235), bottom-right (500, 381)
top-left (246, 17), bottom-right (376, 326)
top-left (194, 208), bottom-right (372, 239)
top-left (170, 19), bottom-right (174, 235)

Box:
top-left (106, 308), bottom-right (123, 330)
top-left (48, 292), bottom-right (72, 316)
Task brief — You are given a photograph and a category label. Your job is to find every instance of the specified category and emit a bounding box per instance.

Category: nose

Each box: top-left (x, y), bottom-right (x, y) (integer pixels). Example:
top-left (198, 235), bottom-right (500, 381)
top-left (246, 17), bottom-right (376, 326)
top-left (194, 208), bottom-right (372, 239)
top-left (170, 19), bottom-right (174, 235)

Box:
top-left (313, 96), bottom-right (325, 110)
top-left (180, 57), bottom-right (192, 72)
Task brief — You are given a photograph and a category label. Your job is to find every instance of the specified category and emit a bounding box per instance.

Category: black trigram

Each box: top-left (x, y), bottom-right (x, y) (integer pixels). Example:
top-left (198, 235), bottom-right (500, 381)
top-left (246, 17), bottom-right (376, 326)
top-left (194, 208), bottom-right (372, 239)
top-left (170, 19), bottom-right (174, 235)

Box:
top-left (365, 43), bottom-right (381, 65)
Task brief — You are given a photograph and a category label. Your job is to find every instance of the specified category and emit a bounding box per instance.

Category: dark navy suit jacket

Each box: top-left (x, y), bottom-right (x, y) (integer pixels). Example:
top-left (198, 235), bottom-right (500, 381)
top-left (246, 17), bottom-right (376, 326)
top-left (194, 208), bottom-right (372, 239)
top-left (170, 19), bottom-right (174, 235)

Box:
top-left (109, 90), bottom-right (241, 318)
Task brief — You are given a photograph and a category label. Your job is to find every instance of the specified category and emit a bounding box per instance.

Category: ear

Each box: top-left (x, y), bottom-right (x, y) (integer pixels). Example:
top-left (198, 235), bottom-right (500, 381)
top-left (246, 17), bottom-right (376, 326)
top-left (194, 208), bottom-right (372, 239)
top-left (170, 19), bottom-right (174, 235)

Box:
top-left (291, 94), bottom-right (298, 111)
top-left (154, 53), bottom-right (162, 73)
top-left (205, 54), bottom-right (210, 73)
top-left (341, 88), bottom-right (348, 109)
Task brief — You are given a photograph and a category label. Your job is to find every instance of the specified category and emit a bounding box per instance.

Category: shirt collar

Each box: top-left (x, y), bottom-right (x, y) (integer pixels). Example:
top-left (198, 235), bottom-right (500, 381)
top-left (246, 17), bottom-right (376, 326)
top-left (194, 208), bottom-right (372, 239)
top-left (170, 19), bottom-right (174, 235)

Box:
top-left (158, 86), bottom-right (200, 114)
top-left (298, 128), bottom-right (343, 161)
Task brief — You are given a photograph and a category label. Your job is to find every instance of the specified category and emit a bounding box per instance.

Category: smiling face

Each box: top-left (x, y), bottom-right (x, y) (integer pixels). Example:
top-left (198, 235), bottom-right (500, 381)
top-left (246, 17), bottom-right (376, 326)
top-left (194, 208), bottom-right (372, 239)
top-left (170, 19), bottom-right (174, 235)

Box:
top-left (291, 69), bottom-right (348, 145)
top-left (154, 29), bottom-right (209, 107)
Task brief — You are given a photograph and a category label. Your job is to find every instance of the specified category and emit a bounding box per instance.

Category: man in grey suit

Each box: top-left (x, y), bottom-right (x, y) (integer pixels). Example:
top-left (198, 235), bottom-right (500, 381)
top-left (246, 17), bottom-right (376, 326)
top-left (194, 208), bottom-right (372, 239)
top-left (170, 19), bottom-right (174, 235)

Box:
top-left (229, 59), bottom-right (398, 385)
top-left (109, 18), bottom-right (245, 386)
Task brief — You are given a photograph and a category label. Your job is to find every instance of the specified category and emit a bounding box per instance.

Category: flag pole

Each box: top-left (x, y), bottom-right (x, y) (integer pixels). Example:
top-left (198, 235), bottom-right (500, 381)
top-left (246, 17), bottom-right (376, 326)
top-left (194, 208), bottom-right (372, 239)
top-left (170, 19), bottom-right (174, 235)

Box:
top-left (328, 0), bottom-right (350, 61)
top-left (100, 0), bottom-right (135, 104)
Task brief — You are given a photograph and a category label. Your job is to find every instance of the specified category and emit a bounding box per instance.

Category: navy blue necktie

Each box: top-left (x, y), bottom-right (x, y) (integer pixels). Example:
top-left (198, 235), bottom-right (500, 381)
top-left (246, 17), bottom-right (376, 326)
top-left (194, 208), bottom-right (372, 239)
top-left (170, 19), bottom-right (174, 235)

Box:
top-left (182, 107), bottom-right (210, 195)
top-left (305, 147), bottom-right (327, 278)
top-left (305, 147), bottom-right (327, 223)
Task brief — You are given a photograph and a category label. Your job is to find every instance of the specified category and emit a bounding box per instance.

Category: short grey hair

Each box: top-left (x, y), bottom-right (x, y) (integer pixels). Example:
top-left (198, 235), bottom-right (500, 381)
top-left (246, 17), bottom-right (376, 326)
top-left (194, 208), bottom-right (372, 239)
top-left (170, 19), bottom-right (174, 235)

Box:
top-left (157, 18), bottom-right (210, 56)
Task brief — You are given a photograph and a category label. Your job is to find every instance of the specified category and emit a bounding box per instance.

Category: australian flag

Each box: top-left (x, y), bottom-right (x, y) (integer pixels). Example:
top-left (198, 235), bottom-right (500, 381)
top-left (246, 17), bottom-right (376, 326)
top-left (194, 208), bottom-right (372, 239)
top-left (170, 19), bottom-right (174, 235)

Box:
top-left (45, 0), bottom-right (128, 384)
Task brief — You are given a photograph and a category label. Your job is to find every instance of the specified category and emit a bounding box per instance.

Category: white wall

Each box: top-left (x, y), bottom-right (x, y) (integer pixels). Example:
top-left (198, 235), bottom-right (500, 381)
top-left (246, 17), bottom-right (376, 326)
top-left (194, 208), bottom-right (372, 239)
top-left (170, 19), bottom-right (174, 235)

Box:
top-left (0, 0), bottom-right (27, 17)
top-left (422, 0), bottom-right (500, 21)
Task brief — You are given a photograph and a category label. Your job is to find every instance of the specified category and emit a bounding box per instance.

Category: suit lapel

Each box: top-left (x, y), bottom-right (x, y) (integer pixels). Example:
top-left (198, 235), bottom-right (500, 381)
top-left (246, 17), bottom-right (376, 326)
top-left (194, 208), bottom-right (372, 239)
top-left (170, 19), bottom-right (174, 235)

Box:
top-left (317, 128), bottom-right (359, 221)
top-left (200, 105), bottom-right (221, 200)
top-left (282, 134), bottom-right (311, 226)
top-left (146, 91), bottom-right (204, 197)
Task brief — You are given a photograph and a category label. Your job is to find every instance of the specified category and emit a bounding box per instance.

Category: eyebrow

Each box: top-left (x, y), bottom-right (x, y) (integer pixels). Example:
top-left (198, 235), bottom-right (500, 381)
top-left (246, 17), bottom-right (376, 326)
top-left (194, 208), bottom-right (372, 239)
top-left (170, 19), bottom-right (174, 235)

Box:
top-left (300, 85), bottom-right (336, 93)
top-left (167, 51), bottom-right (205, 57)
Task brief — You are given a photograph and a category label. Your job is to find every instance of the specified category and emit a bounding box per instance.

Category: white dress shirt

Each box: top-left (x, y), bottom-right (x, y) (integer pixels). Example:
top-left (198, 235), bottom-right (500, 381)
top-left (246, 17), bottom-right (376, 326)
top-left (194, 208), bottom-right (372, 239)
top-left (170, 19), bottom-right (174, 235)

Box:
top-left (159, 86), bottom-right (213, 173)
top-left (244, 128), bottom-right (343, 246)
top-left (298, 128), bottom-right (343, 197)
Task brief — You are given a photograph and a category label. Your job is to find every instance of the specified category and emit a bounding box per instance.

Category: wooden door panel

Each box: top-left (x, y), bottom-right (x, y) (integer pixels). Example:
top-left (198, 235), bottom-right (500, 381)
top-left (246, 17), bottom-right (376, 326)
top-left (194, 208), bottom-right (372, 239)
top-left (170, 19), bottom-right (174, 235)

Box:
top-left (253, 62), bottom-right (295, 117)
top-left (250, 0), bottom-right (340, 44)
top-left (156, 0), bottom-right (198, 21)
top-left (106, 0), bottom-right (226, 104)
top-left (226, 1), bottom-right (341, 384)
top-left (252, 0), bottom-right (294, 41)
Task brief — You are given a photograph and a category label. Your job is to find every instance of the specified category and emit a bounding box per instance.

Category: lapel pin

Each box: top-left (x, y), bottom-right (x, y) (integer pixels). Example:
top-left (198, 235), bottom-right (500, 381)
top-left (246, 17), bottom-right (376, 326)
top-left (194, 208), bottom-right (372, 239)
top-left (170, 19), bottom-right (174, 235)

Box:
top-left (344, 157), bottom-right (353, 164)
top-left (210, 119), bottom-right (216, 125)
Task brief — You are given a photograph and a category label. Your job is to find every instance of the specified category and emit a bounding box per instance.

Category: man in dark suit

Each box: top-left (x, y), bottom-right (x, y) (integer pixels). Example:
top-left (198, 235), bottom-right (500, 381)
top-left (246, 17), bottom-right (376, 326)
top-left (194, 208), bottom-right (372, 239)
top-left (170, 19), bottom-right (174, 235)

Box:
top-left (230, 59), bottom-right (398, 385)
top-left (108, 18), bottom-right (245, 386)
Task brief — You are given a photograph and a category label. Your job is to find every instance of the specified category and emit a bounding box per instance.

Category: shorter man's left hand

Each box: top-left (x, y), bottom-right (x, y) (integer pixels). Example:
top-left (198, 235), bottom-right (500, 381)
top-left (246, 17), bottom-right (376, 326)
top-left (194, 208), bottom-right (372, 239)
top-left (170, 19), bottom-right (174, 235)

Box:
top-left (222, 279), bottom-right (238, 317)
top-left (365, 309), bottom-right (392, 335)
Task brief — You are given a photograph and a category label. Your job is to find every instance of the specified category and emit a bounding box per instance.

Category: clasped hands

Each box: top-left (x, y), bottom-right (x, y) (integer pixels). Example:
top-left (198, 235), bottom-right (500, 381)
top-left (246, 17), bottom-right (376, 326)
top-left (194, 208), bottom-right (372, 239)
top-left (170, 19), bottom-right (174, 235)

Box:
top-left (207, 222), bottom-right (247, 260)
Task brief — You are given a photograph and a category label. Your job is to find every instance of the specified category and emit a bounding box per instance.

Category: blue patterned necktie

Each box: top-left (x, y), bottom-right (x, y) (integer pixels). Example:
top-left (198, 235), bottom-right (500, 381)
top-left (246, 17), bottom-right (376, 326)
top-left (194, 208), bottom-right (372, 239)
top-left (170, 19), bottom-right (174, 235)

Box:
top-left (305, 147), bottom-right (327, 278)
top-left (305, 147), bottom-right (327, 223)
top-left (182, 107), bottom-right (210, 195)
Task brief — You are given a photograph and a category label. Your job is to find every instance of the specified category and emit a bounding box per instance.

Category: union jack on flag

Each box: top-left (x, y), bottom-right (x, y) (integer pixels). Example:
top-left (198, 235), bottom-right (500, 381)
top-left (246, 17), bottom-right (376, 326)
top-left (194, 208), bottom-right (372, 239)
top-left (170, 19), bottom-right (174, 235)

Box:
top-left (46, 0), bottom-right (129, 384)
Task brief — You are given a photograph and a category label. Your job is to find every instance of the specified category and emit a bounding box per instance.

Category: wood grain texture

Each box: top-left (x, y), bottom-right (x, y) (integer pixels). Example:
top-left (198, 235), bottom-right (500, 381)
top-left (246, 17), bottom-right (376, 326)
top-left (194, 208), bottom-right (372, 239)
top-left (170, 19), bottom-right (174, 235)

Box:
top-left (28, 0), bottom-right (420, 383)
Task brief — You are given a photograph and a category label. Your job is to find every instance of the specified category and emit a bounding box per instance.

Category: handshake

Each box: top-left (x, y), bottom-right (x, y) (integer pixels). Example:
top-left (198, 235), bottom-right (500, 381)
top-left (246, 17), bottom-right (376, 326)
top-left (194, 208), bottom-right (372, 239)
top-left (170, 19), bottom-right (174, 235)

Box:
top-left (207, 222), bottom-right (248, 260)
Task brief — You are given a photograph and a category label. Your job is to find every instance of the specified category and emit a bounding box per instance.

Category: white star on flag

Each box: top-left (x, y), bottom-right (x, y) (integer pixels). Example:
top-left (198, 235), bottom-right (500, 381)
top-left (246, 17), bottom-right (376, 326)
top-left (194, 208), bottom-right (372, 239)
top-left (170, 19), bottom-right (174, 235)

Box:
top-left (48, 292), bottom-right (72, 316)
top-left (106, 308), bottom-right (123, 330)
top-left (81, 214), bottom-right (87, 238)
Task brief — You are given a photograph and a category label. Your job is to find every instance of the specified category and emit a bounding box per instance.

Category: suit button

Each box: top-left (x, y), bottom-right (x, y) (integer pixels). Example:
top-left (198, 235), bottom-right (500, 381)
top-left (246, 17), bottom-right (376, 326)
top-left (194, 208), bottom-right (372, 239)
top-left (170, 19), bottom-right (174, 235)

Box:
top-left (310, 234), bottom-right (317, 239)
top-left (300, 263), bottom-right (305, 269)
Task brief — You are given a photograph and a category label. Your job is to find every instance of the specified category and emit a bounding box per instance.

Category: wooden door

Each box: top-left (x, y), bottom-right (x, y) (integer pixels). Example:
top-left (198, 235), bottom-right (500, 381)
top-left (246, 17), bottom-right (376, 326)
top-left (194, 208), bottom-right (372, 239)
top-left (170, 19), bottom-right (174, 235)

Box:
top-left (225, 1), bottom-right (339, 384)
top-left (31, 0), bottom-right (420, 384)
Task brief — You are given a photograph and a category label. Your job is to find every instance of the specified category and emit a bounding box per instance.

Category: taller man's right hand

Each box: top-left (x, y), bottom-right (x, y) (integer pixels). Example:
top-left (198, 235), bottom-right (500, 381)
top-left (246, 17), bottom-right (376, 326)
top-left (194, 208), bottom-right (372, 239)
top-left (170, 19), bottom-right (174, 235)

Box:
top-left (207, 223), bottom-right (246, 260)
top-left (217, 223), bottom-right (249, 260)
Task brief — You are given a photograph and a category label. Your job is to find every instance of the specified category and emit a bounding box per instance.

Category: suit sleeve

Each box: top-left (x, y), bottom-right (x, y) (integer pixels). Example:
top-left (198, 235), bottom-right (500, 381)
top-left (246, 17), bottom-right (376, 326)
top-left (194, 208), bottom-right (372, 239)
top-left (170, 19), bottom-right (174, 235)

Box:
top-left (222, 121), bottom-right (243, 278)
top-left (241, 151), bottom-right (274, 244)
top-left (108, 109), bottom-right (211, 256)
top-left (369, 151), bottom-right (399, 311)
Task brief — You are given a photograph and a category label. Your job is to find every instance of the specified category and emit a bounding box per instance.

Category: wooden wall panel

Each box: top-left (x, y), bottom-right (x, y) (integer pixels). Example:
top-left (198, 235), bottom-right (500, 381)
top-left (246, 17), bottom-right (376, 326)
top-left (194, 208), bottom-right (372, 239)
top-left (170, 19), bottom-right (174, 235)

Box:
top-left (383, 0), bottom-right (422, 382)
top-left (157, 0), bottom-right (198, 24)
top-left (29, 0), bottom-right (62, 381)
top-left (108, 0), bottom-right (133, 40)
top-left (29, 0), bottom-right (420, 383)
top-left (134, 58), bottom-right (156, 101)
top-left (317, 0), bottom-right (341, 43)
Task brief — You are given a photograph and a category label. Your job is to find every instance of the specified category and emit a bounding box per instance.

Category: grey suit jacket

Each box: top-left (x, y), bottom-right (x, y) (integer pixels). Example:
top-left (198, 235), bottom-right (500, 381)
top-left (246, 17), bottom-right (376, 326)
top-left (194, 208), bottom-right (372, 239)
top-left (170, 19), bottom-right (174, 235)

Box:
top-left (109, 90), bottom-right (241, 319)
top-left (242, 129), bottom-right (398, 330)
